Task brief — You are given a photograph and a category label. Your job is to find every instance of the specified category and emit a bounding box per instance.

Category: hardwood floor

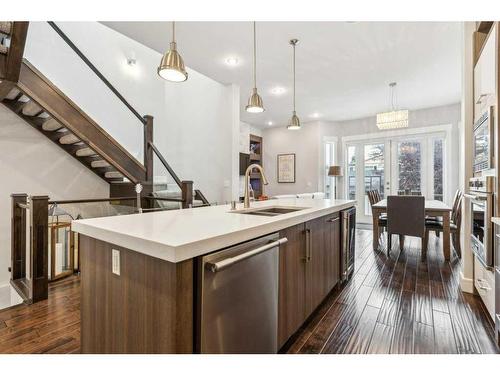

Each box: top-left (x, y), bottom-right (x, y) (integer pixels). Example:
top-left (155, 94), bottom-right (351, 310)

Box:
top-left (0, 229), bottom-right (497, 354)
top-left (283, 230), bottom-right (499, 354)
top-left (0, 276), bottom-right (80, 354)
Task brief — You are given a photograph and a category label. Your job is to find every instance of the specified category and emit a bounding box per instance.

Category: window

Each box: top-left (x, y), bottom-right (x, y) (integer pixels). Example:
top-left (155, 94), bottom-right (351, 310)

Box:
top-left (364, 144), bottom-right (385, 215)
top-left (324, 142), bottom-right (335, 199)
top-left (433, 139), bottom-right (444, 201)
top-left (397, 141), bottom-right (422, 194)
top-left (347, 146), bottom-right (356, 200)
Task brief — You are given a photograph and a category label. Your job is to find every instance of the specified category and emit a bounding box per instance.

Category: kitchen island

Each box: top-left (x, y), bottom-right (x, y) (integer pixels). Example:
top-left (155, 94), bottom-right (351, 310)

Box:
top-left (72, 198), bottom-right (356, 353)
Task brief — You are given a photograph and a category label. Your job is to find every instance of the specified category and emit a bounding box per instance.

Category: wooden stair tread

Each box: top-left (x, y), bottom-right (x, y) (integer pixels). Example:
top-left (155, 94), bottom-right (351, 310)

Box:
top-left (42, 118), bottom-right (63, 131)
top-left (59, 133), bottom-right (80, 145)
top-left (0, 22), bottom-right (12, 35)
top-left (4, 87), bottom-right (21, 100)
top-left (76, 147), bottom-right (97, 157)
top-left (21, 100), bottom-right (42, 116)
top-left (105, 171), bottom-right (124, 179)
top-left (91, 160), bottom-right (110, 168)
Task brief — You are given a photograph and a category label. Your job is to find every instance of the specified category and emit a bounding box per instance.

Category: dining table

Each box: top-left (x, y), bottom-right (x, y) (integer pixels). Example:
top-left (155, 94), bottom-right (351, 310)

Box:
top-left (371, 198), bottom-right (453, 260)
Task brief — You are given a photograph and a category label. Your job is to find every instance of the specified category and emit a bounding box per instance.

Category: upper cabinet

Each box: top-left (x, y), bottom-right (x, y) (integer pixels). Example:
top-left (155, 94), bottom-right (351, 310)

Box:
top-left (474, 24), bottom-right (497, 122)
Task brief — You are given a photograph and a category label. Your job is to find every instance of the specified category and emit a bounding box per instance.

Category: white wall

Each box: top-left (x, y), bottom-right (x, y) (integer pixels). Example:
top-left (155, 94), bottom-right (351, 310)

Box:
top-left (263, 103), bottom-right (461, 201)
top-left (24, 22), bottom-right (241, 204)
top-left (159, 74), bottom-right (239, 204)
top-left (0, 105), bottom-right (109, 288)
top-left (262, 121), bottom-right (322, 197)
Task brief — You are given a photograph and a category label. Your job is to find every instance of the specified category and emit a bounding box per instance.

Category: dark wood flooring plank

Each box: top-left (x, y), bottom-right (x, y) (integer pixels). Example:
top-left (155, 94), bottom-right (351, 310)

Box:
top-left (390, 318), bottom-right (413, 354)
top-left (321, 285), bottom-right (374, 353)
top-left (342, 305), bottom-right (380, 354)
top-left (433, 310), bottom-right (458, 354)
top-left (413, 322), bottom-right (435, 354)
top-left (366, 322), bottom-right (394, 354)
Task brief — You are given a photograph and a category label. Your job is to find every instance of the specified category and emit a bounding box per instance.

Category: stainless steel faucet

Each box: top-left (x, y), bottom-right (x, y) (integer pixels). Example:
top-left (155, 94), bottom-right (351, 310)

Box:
top-left (244, 163), bottom-right (269, 208)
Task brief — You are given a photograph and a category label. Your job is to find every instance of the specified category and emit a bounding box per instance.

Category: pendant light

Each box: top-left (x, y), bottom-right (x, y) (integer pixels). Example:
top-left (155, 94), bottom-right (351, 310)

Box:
top-left (287, 39), bottom-right (300, 130)
top-left (158, 21), bottom-right (188, 82)
top-left (245, 22), bottom-right (265, 113)
top-left (376, 82), bottom-right (409, 130)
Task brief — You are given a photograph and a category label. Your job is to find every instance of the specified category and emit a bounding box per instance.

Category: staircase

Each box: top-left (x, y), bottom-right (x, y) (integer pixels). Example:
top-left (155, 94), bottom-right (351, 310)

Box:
top-left (0, 21), bottom-right (209, 205)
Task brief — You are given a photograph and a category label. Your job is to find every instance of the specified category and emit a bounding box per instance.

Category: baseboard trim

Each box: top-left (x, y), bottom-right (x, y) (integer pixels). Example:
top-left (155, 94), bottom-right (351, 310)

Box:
top-left (459, 272), bottom-right (474, 293)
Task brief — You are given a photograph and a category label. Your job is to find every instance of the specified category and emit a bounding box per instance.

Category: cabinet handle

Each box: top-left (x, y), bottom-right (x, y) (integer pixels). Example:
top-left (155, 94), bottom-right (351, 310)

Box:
top-left (305, 228), bottom-right (311, 262)
top-left (327, 217), bottom-right (339, 223)
top-left (477, 278), bottom-right (491, 291)
top-left (476, 93), bottom-right (488, 105)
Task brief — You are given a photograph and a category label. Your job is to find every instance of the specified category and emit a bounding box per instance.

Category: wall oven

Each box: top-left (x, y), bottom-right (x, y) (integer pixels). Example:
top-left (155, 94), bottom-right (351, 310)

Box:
top-left (466, 176), bottom-right (495, 268)
top-left (473, 107), bottom-right (494, 173)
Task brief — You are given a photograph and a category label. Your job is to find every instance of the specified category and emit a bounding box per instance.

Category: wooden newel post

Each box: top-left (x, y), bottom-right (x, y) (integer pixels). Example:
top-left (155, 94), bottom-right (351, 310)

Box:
top-left (11, 194), bottom-right (27, 281)
top-left (181, 181), bottom-right (193, 209)
top-left (30, 195), bottom-right (49, 303)
top-left (144, 115), bottom-right (154, 183)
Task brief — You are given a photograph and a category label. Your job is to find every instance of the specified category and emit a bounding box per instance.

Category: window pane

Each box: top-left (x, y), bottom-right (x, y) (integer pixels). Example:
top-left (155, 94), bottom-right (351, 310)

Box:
top-left (364, 144), bottom-right (384, 215)
top-left (398, 141), bottom-right (421, 194)
top-left (347, 146), bottom-right (356, 200)
top-left (324, 143), bottom-right (332, 199)
top-left (433, 139), bottom-right (443, 201)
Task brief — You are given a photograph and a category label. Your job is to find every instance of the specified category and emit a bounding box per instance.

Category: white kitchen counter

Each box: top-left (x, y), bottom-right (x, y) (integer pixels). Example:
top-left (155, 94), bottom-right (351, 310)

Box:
top-left (72, 198), bottom-right (356, 263)
top-left (491, 217), bottom-right (500, 226)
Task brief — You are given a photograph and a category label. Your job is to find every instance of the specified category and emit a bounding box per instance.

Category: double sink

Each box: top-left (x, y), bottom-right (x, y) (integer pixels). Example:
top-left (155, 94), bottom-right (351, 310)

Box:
top-left (232, 206), bottom-right (308, 217)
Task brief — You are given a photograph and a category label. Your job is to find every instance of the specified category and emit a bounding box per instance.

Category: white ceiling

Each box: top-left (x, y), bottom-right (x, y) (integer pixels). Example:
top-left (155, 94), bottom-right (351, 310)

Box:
top-left (102, 21), bottom-right (462, 128)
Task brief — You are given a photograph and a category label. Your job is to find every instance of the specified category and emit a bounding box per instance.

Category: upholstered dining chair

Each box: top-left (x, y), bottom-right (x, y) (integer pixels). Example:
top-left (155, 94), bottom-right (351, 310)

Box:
top-left (367, 190), bottom-right (387, 247)
top-left (386, 195), bottom-right (426, 256)
top-left (424, 190), bottom-right (463, 257)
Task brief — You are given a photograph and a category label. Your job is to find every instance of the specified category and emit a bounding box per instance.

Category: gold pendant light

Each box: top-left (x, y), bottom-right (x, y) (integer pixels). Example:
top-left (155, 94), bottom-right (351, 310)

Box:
top-left (245, 22), bottom-right (265, 113)
top-left (158, 21), bottom-right (188, 82)
top-left (287, 39), bottom-right (300, 130)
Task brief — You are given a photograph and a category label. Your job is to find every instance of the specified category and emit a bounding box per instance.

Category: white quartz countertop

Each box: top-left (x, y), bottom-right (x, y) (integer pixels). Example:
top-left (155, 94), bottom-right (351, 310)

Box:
top-left (72, 198), bottom-right (356, 263)
top-left (492, 217), bottom-right (500, 226)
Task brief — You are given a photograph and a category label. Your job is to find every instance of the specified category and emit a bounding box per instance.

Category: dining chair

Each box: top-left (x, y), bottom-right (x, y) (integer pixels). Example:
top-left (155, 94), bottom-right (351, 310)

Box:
top-left (367, 190), bottom-right (387, 246)
top-left (386, 195), bottom-right (426, 256)
top-left (424, 190), bottom-right (463, 257)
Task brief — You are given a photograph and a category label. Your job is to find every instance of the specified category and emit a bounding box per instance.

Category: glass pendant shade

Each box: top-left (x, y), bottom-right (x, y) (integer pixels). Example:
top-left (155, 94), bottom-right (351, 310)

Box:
top-left (287, 111), bottom-right (301, 130)
top-left (246, 88), bottom-right (265, 113)
top-left (158, 41), bottom-right (188, 82)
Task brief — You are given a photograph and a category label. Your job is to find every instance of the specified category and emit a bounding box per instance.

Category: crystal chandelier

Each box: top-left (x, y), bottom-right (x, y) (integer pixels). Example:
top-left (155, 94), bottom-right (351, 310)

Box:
top-left (376, 82), bottom-right (408, 130)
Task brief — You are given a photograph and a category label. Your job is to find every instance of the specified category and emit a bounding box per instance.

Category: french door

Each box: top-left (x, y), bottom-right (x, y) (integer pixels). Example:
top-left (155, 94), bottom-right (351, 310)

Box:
top-left (345, 134), bottom-right (446, 224)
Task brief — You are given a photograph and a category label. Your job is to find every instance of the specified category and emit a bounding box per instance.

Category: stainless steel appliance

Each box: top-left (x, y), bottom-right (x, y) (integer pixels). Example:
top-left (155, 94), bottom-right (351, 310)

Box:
top-left (341, 207), bottom-right (356, 281)
top-left (199, 233), bottom-right (287, 353)
top-left (466, 176), bottom-right (495, 268)
top-left (473, 107), bottom-right (494, 173)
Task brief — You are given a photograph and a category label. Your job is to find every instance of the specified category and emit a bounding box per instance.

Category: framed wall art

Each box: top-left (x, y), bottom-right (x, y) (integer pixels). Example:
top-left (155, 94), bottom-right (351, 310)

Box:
top-left (277, 153), bottom-right (296, 183)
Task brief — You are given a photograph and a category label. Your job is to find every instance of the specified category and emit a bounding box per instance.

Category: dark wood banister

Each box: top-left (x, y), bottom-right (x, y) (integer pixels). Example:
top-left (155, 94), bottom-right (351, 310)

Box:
top-left (46, 21), bottom-right (147, 126)
top-left (148, 141), bottom-right (183, 188)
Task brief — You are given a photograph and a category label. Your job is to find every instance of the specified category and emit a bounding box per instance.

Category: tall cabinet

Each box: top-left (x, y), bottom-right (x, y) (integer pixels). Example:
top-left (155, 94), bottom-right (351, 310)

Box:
top-left (473, 21), bottom-right (499, 342)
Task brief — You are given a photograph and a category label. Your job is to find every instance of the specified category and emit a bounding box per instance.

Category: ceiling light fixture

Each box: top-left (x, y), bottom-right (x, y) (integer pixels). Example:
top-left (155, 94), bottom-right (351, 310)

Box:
top-left (287, 39), bottom-right (300, 130)
top-left (158, 21), bottom-right (188, 82)
top-left (267, 121), bottom-right (273, 126)
top-left (311, 112), bottom-right (320, 118)
top-left (225, 57), bottom-right (239, 66)
top-left (271, 86), bottom-right (286, 95)
top-left (376, 82), bottom-right (408, 130)
top-left (245, 22), bottom-right (265, 113)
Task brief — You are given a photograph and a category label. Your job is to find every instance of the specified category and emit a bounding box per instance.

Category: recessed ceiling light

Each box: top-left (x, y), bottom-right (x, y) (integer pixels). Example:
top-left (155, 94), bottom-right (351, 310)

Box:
top-left (225, 57), bottom-right (239, 66)
top-left (267, 121), bottom-right (273, 126)
top-left (271, 86), bottom-right (286, 95)
top-left (310, 112), bottom-right (321, 118)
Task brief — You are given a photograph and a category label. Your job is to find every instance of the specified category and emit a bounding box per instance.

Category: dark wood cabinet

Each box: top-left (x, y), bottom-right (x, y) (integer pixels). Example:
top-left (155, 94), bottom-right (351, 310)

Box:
top-left (278, 223), bottom-right (307, 347)
top-left (278, 212), bottom-right (342, 348)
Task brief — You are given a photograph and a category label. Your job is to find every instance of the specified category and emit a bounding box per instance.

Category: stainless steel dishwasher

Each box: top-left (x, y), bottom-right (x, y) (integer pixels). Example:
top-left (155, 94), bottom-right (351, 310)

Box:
top-left (199, 233), bottom-right (287, 354)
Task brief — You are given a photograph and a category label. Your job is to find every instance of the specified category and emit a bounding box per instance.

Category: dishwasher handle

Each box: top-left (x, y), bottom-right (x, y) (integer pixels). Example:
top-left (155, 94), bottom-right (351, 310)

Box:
top-left (206, 237), bottom-right (288, 273)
